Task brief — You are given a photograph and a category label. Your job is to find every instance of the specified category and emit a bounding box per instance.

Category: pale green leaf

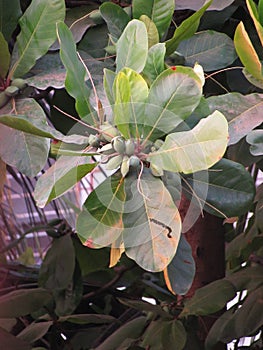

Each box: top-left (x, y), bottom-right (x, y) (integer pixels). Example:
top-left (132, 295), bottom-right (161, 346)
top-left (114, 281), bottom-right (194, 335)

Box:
top-left (246, 129), bottom-right (263, 156)
top-left (133, 0), bottom-right (175, 38)
top-left (0, 32), bottom-right (10, 78)
top-left (124, 170), bottom-right (181, 272)
top-left (56, 21), bottom-right (97, 125)
top-left (116, 19), bottom-right (148, 73)
top-left (34, 156), bottom-right (97, 208)
top-left (148, 111), bottom-right (229, 174)
top-left (103, 68), bottom-right (116, 106)
top-left (142, 43), bottom-right (166, 84)
top-left (76, 172), bottom-right (125, 248)
top-left (9, 0), bottom-right (65, 79)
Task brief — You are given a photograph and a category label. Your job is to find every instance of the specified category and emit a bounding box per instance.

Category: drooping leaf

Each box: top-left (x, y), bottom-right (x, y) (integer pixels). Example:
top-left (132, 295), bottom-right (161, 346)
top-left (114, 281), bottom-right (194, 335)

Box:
top-left (142, 43), bottom-right (166, 84)
top-left (143, 66), bottom-right (203, 141)
top-left (148, 111), bottom-right (228, 174)
top-left (0, 327), bottom-right (31, 350)
top-left (116, 19), bottom-right (148, 73)
top-left (133, 0), bottom-right (175, 38)
top-left (165, 0), bottom-right (212, 56)
top-left (76, 172), bottom-right (125, 248)
top-left (246, 129), bottom-right (263, 156)
top-left (139, 15), bottom-right (159, 48)
top-left (184, 158), bottom-right (255, 218)
top-left (34, 156), bottom-right (97, 208)
top-left (56, 21), bottom-right (97, 125)
top-left (164, 235), bottom-right (195, 295)
top-left (0, 289), bottom-right (52, 318)
top-left (17, 321), bottom-right (53, 344)
top-left (39, 234), bottom-right (75, 290)
top-left (9, 0), bottom-right (65, 79)
top-left (180, 279), bottom-right (236, 317)
top-left (0, 0), bottom-right (22, 41)
top-left (207, 92), bottom-right (263, 145)
top-left (0, 32), bottom-right (10, 78)
top-left (177, 30), bottom-right (237, 72)
top-left (123, 170), bottom-right (181, 272)
top-left (99, 2), bottom-right (130, 41)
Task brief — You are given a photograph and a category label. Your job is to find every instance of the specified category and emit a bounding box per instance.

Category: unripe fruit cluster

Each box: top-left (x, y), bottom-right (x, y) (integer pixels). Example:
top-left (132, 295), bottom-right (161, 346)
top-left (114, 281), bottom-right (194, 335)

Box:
top-left (0, 78), bottom-right (28, 108)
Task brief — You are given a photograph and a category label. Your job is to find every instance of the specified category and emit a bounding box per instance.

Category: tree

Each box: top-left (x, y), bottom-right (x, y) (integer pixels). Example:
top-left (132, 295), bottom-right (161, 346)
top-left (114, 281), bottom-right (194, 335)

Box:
top-left (0, 0), bottom-right (262, 349)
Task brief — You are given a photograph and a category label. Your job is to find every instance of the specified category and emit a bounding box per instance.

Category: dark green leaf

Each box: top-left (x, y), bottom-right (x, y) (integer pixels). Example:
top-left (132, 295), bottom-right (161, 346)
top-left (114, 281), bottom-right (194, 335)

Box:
top-left (133, 0), bottom-right (175, 38)
top-left (116, 19), bottom-right (148, 73)
top-left (17, 321), bottom-right (53, 344)
top-left (142, 43), bottom-right (166, 84)
top-left (100, 2), bottom-right (130, 41)
top-left (56, 21), bottom-right (97, 124)
top-left (246, 129), bottom-right (263, 156)
top-left (207, 93), bottom-right (263, 146)
top-left (165, 0), bottom-right (212, 56)
top-left (0, 32), bottom-right (10, 78)
top-left (162, 320), bottom-right (187, 350)
top-left (177, 30), bottom-right (237, 72)
top-left (184, 158), bottom-right (256, 218)
top-left (180, 279), bottom-right (236, 317)
top-left (39, 234), bottom-right (75, 290)
top-left (59, 314), bottom-right (116, 324)
top-left (0, 327), bottom-right (31, 350)
top-left (166, 235), bottom-right (195, 295)
top-left (9, 0), bottom-right (65, 79)
top-left (0, 0), bottom-right (22, 41)
top-left (226, 266), bottom-right (263, 292)
top-left (0, 289), bottom-right (52, 318)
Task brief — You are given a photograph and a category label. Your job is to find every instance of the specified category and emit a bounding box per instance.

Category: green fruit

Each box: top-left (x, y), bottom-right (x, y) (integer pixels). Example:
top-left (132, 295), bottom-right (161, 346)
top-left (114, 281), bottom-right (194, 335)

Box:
top-left (88, 134), bottom-right (100, 148)
top-left (106, 154), bottom-right (123, 170)
top-left (129, 155), bottom-right (140, 168)
top-left (112, 136), bottom-right (126, 154)
top-left (100, 122), bottom-right (119, 142)
top-left (11, 78), bottom-right (28, 90)
top-left (99, 143), bottom-right (115, 155)
top-left (125, 139), bottom-right (135, 156)
top-left (4, 85), bottom-right (19, 97)
top-left (121, 155), bottom-right (129, 177)
top-left (0, 91), bottom-right (10, 108)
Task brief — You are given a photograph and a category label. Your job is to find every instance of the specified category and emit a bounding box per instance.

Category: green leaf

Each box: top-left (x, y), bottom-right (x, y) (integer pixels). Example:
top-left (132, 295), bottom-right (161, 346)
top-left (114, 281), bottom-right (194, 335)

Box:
top-left (165, 0), bottom-right (212, 56)
top-left (175, 0), bottom-right (234, 11)
top-left (207, 92), bottom-right (263, 145)
top-left (247, 0), bottom-right (263, 47)
top-left (123, 170), bottom-right (181, 272)
top-left (139, 15), bottom-right (159, 49)
top-left (184, 158), bottom-right (256, 218)
top-left (161, 320), bottom-right (187, 350)
top-left (234, 21), bottom-right (263, 81)
top-left (99, 2), bottom-right (130, 41)
top-left (148, 111), bottom-right (228, 174)
top-left (0, 0), bottom-right (22, 41)
top-left (142, 43), bottom-right (166, 84)
top-left (133, 0), bottom-right (175, 38)
top-left (177, 30), bottom-right (237, 72)
top-left (180, 279), bottom-right (236, 317)
top-left (246, 129), bottom-right (263, 156)
top-left (59, 313), bottom-right (116, 324)
top-left (56, 21), bottom-right (97, 125)
top-left (113, 67), bottom-right (149, 138)
top-left (34, 156), bottom-right (97, 208)
top-left (17, 321), bottom-right (53, 344)
top-left (9, 0), bottom-right (65, 79)
top-left (226, 266), bottom-right (263, 292)
top-left (76, 172), bottom-right (125, 248)
top-left (103, 68), bottom-right (116, 106)
top-left (0, 32), bottom-right (10, 78)
top-left (39, 234), bottom-right (75, 290)
top-left (116, 19), bottom-right (148, 73)
top-left (0, 288), bottom-right (52, 318)
top-left (165, 235), bottom-right (195, 295)
top-left (0, 327), bottom-right (31, 350)
top-left (143, 66), bottom-right (203, 141)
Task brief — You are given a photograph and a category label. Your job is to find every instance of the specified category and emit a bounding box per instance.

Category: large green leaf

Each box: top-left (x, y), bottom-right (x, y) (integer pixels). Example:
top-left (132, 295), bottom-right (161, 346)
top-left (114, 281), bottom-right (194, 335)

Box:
top-left (140, 15), bottom-right (159, 48)
top-left (184, 158), bottom-right (256, 218)
top-left (246, 129), bottom-right (263, 156)
top-left (76, 172), bottom-right (125, 248)
top-left (17, 321), bottom-right (53, 344)
top-left (123, 170), bottom-right (181, 272)
top-left (165, 0), bottom-right (212, 56)
top-left (39, 234), bottom-right (75, 290)
top-left (207, 93), bottom-right (263, 145)
top-left (161, 320), bottom-right (187, 350)
top-left (133, 0), bottom-right (175, 38)
top-left (148, 111), bottom-right (228, 174)
top-left (116, 19), bottom-right (148, 73)
top-left (0, 327), bottom-right (31, 350)
top-left (0, 288), bottom-right (52, 318)
top-left (165, 235), bottom-right (195, 295)
top-left (9, 0), bottom-right (65, 79)
top-left (143, 66), bottom-right (203, 141)
top-left (0, 0), bottom-right (22, 41)
top-left (180, 279), bottom-right (236, 317)
top-left (34, 156), bottom-right (97, 208)
top-left (56, 21), bottom-right (97, 125)
top-left (177, 30), bottom-right (237, 72)
top-left (99, 2), bottom-right (130, 41)
top-left (142, 43), bottom-right (166, 84)
top-left (0, 32), bottom-right (10, 78)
